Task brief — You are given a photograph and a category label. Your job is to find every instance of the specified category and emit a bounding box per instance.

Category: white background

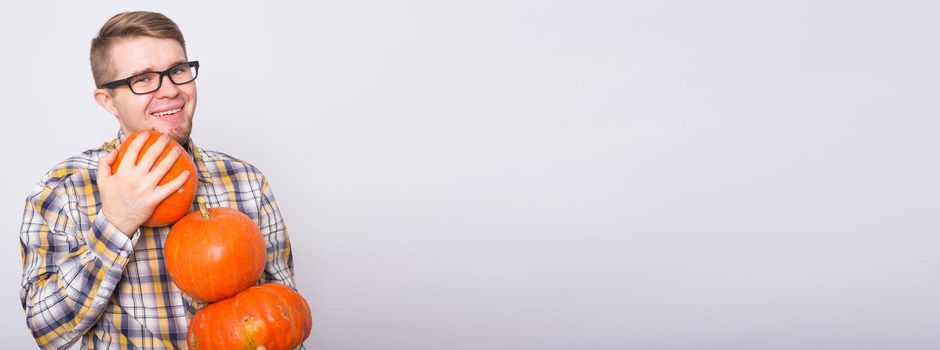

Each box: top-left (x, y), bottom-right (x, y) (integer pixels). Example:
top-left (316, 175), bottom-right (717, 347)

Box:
top-left (2, 1), bottom-right (939, 349)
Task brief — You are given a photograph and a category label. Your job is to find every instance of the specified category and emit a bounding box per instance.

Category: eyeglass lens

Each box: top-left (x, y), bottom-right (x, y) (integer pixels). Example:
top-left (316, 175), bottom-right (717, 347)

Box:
top-left (129, 63), bottom-right (197, 94)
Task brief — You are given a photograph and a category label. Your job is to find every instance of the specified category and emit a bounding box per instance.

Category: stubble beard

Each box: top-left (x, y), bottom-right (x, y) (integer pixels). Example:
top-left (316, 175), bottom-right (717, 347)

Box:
top-left (149, 121), bottom-right (192, 147)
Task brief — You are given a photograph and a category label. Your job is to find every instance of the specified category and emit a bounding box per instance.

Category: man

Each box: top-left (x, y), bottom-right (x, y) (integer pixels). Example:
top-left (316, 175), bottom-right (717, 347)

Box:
top-left (19, 11), bottom-right (297, 349)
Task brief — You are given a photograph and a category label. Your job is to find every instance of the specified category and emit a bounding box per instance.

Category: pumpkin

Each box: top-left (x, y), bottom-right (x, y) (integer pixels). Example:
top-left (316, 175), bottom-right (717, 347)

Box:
top-left (165, 197), bottom-right (267, 302)
top-left (111, 130), bottom-right (198, 227)
top-left (187, 283), bottom-right (313, 350)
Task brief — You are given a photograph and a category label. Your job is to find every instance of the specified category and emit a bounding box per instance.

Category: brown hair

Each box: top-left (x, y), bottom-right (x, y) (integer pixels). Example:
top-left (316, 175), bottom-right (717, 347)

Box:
top-left (90, 11), bottom-right (186, 87)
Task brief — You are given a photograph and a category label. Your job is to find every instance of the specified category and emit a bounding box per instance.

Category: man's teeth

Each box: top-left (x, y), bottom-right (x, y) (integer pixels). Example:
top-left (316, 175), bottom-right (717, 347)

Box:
top-left (153, 108), bottom-right (182, 117)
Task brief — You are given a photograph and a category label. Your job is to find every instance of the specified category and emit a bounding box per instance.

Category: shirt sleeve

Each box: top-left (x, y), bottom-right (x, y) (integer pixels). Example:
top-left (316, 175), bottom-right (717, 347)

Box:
top-left (255, 176), bottom-right (306, 350)
top-left (256, 175), bottom-right (297, 288)
top-left (19, 180), bottom-right (139, 349)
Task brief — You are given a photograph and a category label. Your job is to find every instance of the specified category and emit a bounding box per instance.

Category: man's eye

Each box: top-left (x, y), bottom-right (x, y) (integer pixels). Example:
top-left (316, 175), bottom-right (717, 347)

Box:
top-left (171, 67), bottom-right (188, 75)
top-left (131, 76), bottom-right (151, 85)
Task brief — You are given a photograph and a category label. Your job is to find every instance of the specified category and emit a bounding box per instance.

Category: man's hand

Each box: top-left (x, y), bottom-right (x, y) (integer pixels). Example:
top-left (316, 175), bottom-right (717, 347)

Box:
top-left (97, 132), bottom-right (191, 235)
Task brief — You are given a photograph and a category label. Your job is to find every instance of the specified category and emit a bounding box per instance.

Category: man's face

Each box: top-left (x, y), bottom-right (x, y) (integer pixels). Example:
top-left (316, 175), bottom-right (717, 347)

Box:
top-left (94, 36), bottom-right (197, 145)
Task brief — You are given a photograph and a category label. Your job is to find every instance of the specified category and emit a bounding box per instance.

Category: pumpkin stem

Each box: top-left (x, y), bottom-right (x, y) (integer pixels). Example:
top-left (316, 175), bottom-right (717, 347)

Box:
top-left (197, 196), bottom-right (210, 219)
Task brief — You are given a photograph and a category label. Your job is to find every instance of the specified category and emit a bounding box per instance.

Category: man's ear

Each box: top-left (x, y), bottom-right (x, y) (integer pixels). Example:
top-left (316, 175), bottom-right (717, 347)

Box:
top-left (93, 88), bottom-right (119, 116)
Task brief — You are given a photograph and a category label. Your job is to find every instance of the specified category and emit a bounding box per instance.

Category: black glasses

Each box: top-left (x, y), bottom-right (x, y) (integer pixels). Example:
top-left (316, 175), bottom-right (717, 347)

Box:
top-left (100, 61), bottom-right (200, 94)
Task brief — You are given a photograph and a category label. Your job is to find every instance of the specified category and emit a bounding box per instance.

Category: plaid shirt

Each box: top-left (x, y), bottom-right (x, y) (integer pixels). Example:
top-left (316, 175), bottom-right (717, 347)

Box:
top-left (20, 130), bottom-right (296, 349)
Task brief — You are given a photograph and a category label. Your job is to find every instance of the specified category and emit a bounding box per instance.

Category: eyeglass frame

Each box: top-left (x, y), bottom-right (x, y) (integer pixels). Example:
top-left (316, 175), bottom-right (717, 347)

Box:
top-left (99, 61), bottom-right (200, 94)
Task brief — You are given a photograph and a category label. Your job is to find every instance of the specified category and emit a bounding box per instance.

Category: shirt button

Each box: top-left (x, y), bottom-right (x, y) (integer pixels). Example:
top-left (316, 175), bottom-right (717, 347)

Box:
top-left (119, 251), bottom-right (129, 258)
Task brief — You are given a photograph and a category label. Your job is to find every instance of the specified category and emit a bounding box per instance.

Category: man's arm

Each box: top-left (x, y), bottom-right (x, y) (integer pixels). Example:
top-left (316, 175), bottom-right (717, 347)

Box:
top-left (255, 176), bottom-right (307, 350)
top-left (20, 133), bottom-right (189, 348)
top-left (19, 177), bottom-right (138, 349)
top-left (256, 175), bottom-right (296, 287)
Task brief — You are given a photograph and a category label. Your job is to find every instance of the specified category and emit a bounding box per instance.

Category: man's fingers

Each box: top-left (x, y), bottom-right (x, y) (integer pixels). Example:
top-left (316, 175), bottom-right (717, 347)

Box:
top-left (97, 150), bottom-right (117, 179)
top-left (145, 146), bottom-right (183, 186)
top-left (154, 170), bottom-right (191, 199)
top-left (137, 134), bottom-right (170, 172)
top-left (118, 131), bottom-right (150, 173)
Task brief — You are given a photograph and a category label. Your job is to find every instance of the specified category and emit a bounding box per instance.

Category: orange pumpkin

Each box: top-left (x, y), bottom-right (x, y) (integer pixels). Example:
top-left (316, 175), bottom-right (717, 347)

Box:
top-left (111, 130), bottom-right (198, 227)
top-left (164, 197), bottom-right (267, 302)
top-left (187, 283), bottom-right (313, 350)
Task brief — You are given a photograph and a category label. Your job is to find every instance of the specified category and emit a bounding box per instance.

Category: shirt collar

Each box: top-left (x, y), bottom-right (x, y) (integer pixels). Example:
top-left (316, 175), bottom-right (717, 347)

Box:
top-left (108, 129), bottom-right (213, 184)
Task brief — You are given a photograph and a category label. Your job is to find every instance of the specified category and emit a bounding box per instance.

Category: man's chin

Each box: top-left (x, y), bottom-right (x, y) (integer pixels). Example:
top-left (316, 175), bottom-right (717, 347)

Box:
top-left (168, 129), bottom-right (192, 146)
top-left (146, 126), bottom-right (191, 146)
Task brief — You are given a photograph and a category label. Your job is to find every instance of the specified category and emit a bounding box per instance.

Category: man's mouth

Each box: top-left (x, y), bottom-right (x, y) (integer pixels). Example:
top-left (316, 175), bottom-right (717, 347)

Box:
top-left (152, 108), bottom-right (182, 117)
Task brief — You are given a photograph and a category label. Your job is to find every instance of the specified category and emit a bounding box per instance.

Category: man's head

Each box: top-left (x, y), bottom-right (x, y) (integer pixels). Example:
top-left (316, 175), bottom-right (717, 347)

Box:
top-left (91, 11), bottom-right (197, 145)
